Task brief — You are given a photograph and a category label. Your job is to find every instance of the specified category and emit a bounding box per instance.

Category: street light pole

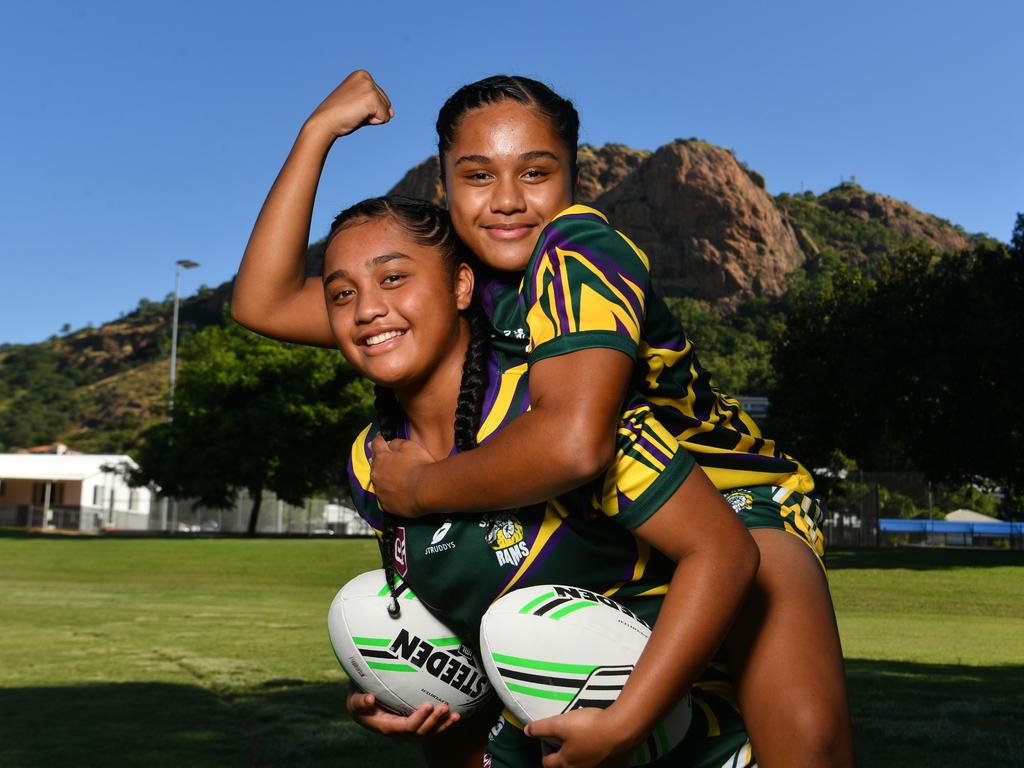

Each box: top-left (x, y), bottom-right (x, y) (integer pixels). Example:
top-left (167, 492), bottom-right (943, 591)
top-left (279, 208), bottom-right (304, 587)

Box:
top-left (168, 259), bottom-right (200, 421)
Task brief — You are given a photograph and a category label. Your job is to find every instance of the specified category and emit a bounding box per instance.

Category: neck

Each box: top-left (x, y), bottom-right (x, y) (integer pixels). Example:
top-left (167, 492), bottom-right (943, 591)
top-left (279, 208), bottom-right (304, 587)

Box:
top-left (393, 319), bottom-right (471, 460)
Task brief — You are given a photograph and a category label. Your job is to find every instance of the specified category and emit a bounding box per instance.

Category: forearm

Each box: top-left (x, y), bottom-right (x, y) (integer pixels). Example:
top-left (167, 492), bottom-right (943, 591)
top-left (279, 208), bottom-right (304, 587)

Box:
top-left (232, 119), bottom-right (336, 345)
top-left (413, 404), bottom-right (611, 514)
top-left (609, 540), bottom-right (758, 747)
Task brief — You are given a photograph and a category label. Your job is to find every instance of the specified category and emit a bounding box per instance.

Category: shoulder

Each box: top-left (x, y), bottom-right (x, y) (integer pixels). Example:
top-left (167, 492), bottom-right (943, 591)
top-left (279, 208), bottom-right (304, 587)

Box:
top-left (527, 205), bottom-right (652, 290)
top-left (347, 421), bottom-right (380, 492)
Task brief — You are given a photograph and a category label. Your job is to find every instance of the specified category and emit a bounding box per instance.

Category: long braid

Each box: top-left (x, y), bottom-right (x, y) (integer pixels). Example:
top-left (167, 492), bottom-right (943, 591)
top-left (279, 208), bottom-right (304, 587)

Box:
top-left (374, 385), bottom-right (405, 618)
top-left (453, 302), bottom-right (492, 452)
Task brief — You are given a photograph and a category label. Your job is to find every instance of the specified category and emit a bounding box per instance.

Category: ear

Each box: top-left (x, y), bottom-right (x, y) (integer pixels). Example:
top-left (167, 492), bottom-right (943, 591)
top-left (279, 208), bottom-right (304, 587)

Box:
top-left (454, 262), bottom-right (475, 310)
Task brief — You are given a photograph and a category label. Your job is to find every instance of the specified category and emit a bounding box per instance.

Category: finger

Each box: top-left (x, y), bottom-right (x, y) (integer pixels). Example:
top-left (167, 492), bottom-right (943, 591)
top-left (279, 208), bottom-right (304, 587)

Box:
top-left (372, 81), bottom-right (392, 109)
top-left (348, 691), bottom-right (375, 715)
top-left (386, 438), bottom-right (409, 450)
top-left (415, 703), bottom-right (450, 736)
top-left (435, 711), bottom-right (462, 734)
top-left (401, 703), bottom-right (435, 733)
top-left (367, 84), bottom-right (392, 124)
top-left (524, 715), bottom-right (560, 741)
top-left (370, 434), bottom-right (391, 455)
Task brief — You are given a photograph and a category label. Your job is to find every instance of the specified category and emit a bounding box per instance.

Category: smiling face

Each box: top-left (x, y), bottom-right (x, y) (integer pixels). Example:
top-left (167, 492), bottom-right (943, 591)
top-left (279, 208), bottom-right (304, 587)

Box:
top-left (322, 216), bottom-right (473, 392)
top-left (443, 100), bottom-right (575, 273)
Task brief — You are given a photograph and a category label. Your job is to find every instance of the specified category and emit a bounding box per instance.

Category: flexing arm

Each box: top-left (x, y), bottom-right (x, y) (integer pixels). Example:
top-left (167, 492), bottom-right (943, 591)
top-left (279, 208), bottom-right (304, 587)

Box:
top-left (371, 346), bottom-right (632, 515)
top-left (526, 468), bottom-right (760, 767)
top-left (232, 70), bottom-right (392, 345)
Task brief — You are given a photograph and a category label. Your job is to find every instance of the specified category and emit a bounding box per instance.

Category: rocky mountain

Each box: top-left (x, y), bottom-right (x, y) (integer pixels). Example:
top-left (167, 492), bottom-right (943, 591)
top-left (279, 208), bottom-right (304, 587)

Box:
top-left (388, 140), bottom-right (973, 308)
top-left (590, 140), bottom-right (806, 306)
top-left (2, 139), bottom-right (985, 453)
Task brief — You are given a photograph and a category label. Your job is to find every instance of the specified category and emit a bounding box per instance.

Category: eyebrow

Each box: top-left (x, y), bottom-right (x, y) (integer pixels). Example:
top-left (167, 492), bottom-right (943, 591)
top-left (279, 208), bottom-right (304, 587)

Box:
top-left (453, 150), bottom-right (561, 166)
top-left (323, 252), bottom-right (411, 285)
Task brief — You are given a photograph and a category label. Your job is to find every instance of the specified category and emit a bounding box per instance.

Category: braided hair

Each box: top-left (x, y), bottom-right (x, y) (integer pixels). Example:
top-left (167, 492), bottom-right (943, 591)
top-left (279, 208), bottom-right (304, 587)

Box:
top-left (328, 196), bottom-right (491, 617)
top-left (435, 75), bottom-right (580, 184)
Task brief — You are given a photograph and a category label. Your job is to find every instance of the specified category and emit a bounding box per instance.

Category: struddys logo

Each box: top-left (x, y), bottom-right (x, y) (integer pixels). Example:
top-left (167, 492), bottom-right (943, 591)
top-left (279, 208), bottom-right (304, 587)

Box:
top-left (480, 513), bottom-right (530, 567)
top-left (393, 526), bottom-right (408, 577)
top-left (725, 490), bottom-right (754, 514)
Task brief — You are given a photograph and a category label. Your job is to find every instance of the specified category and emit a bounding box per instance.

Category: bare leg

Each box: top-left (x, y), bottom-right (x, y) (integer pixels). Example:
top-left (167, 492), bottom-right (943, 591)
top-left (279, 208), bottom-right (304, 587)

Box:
top-left (725, 529), bottom-right (855, 768)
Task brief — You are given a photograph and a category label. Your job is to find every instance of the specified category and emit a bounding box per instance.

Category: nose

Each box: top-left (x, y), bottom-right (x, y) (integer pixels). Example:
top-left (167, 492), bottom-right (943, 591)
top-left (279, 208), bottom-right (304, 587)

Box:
top-left (489, 173), bottom-right (526, 215)
top-left (354, 286), bottom-right (387, 324)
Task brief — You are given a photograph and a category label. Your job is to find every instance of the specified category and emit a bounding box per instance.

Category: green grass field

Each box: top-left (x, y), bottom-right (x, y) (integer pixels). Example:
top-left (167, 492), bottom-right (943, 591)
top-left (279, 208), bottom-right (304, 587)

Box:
top-left (0, 534), bottom-right (1021, 767)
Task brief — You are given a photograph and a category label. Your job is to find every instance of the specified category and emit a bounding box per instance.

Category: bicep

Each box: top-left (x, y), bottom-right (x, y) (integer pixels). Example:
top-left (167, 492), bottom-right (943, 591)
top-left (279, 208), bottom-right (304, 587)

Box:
top-left (232, 275), bottom-right (336, 347)
top-left (631, 466), bottom-right (749, 564)
top-left (528, 347), bottom-right (633, 464)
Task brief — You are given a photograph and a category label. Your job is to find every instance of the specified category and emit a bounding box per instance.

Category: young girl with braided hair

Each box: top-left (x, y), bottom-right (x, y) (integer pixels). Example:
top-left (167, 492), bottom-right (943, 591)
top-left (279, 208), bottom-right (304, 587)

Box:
top-left (316, 194), bottom-right (758, 767)
top-left (234, 70), bottom-right (853, 766)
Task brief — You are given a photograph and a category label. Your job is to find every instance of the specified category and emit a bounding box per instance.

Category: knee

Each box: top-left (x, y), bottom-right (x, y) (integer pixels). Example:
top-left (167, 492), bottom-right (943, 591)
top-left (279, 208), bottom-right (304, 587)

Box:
top-left (787, 699), bottom-right (855, 768)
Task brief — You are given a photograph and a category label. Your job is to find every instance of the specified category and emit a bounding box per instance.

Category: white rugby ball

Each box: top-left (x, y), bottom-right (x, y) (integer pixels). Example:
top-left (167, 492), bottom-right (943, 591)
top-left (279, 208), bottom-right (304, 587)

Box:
top-left (479, 584), bottom-right (692, 765)
top-left (328, 569), bottom-right (493, 717)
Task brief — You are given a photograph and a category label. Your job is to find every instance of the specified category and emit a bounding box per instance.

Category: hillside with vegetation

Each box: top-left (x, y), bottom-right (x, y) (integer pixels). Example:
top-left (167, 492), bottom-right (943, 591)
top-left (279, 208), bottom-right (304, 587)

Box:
top-left (2, 141), bottom-right (1019, 518)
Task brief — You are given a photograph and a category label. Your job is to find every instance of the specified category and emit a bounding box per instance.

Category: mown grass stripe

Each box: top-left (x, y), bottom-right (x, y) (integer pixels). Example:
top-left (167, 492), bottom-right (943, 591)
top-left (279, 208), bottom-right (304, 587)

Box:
top-left (492, 653), bottom-right (597, 674)
top-left (352, 636), bottom-right (391, 647)
top-left (367, 661), bottom-right (417, 673)
top-left (550, 601), bottom-right (597, 620)
top-left (506, 682), bottom-right (575, 702)
top-left (520, 591), bottom-right (555, 614)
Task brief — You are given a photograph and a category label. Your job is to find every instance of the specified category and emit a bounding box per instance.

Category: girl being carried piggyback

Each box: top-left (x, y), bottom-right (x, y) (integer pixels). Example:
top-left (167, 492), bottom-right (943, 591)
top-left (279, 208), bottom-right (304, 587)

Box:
top-left (233, 70), bottom-right (854, 768)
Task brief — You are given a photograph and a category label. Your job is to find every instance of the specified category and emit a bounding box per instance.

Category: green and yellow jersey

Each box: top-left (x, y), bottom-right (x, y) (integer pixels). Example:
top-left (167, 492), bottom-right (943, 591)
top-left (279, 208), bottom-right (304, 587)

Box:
top-left (477, 204), bottom-right (814, 496)
top-left (347, 349), bottom-right (750, 768)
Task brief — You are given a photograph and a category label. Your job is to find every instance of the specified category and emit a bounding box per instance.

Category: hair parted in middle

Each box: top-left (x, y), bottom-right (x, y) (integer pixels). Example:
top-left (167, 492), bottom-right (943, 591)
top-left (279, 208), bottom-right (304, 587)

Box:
top-left (435, 75), bottom-right (580, 183)
top-left (327, 194), bottom-right (491, 617)
top-left (326, 194), bottom-right (471, 281)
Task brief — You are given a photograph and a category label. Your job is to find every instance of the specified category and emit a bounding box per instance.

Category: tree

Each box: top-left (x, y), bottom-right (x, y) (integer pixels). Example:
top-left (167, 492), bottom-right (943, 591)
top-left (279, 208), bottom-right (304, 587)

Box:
top-left (131, 320), bottom-right (374, 534)
top-left (770, 239), bottom-right (1023, 492)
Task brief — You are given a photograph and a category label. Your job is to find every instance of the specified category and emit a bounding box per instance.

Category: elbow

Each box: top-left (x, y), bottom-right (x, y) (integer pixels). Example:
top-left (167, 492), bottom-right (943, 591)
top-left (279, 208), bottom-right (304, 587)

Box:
top-left (555, 429), bottom-right (615, 485)
top-left (229, 286), bottom-right (261, 333)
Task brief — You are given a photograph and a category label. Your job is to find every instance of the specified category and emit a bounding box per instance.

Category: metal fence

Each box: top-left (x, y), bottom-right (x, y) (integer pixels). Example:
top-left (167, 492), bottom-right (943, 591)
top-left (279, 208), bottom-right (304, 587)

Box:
top-left (2, 492), bottom-right (373, 537)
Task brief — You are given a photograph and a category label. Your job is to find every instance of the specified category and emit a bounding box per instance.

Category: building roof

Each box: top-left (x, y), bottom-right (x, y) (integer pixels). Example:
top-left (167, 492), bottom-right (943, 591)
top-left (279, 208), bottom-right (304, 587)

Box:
top-left (944, 508), bottom-right (1001, 523)
top-left (0, 454), bottom-right (139, 482)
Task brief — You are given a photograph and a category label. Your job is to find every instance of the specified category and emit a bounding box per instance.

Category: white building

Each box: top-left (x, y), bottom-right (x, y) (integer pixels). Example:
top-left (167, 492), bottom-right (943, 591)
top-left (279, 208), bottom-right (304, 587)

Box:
top-left (0, 453), bottom-right (153, 531)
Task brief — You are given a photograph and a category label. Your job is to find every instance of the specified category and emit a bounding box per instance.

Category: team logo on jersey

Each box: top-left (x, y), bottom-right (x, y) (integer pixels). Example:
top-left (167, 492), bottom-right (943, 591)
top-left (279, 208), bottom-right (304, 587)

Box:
top-left (393, 526), bottom-right (408, 577)
top-left (425, 520), bottom-right (456, 556)
top-left (481, 513), bottom-right (530, 567)
top-left (725, 490), bottom-right (754, 513)
top-left (488, 717), bottom-right (504, 741)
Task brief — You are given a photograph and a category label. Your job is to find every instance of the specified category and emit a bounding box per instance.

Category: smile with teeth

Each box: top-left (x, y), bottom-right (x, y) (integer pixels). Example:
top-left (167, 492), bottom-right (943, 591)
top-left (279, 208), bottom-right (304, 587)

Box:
top-left (363, 330), bottom-right (406, 347)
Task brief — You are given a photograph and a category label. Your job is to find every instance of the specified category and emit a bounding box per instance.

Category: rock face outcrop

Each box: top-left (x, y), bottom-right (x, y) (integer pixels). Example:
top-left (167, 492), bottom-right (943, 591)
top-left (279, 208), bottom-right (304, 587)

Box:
top-left (593, 140), bottom-right (807, 304)
top-left (576, 144), bottom-right (650, 202)
top-left (387, 141), bottom-right (807, 306)
top-left (388, 156), bottom-right (444, 205)
top-left (818, 185), bottom-right (972, 254)
top-left (384, 141), bottom-right (975, 307)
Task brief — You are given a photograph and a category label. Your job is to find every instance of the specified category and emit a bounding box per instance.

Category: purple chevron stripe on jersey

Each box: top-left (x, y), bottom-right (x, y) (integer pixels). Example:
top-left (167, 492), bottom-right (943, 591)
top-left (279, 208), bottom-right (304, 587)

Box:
top-left (634, 433), bottom-right (674, 470)
top-left (533, 219), bottom-right (646, 325)
top-left (616, 488), bottom-right (636, 518)
top-left (614, 313), bottom-right (631, 337)
top-left (547, 250), bottom-right (573, 337)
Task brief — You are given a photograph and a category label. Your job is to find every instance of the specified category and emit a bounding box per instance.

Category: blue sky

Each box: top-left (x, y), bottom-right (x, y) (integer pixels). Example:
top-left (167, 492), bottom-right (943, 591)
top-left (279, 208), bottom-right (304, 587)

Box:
top-left (2, 0), bottom-right (1021, 345)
